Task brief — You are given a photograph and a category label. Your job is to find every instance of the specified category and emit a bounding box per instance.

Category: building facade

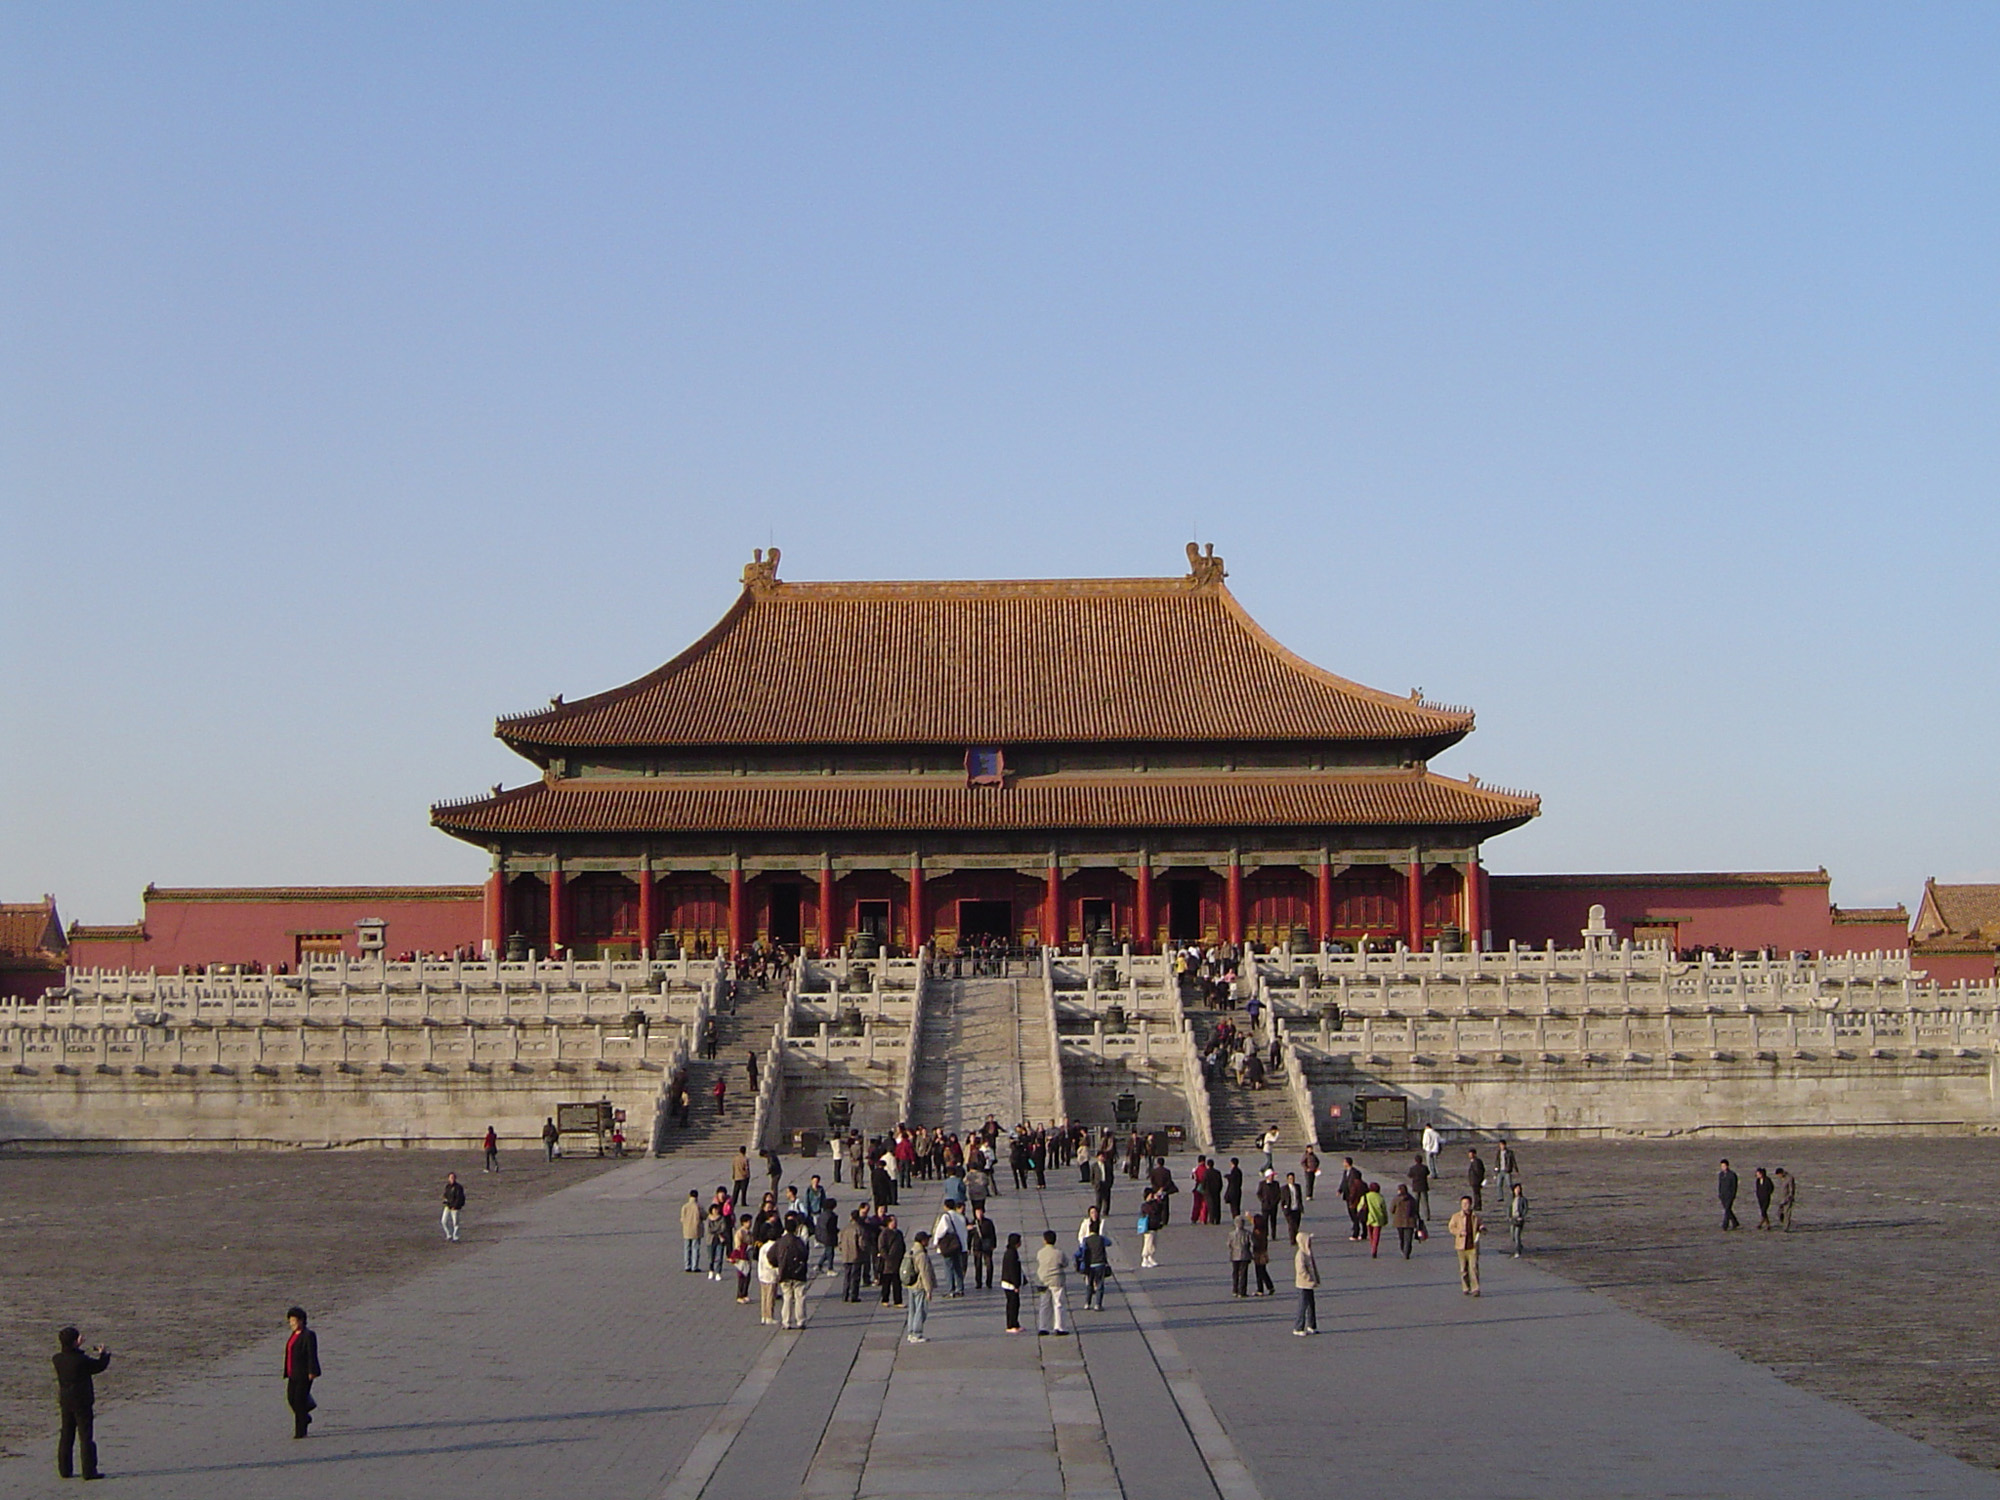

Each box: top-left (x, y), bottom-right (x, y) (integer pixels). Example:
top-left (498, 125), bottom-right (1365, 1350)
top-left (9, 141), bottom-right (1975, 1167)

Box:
top-left (431, 547), bottom-right (1541, 958)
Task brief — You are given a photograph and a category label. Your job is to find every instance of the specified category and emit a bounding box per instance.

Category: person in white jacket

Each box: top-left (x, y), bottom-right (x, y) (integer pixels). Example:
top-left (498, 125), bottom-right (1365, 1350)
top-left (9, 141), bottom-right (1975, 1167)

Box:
top-left (1421, 1122), bottom-right (1444, 1179)
top-left (932, 1204), bottom-right (969, 1297)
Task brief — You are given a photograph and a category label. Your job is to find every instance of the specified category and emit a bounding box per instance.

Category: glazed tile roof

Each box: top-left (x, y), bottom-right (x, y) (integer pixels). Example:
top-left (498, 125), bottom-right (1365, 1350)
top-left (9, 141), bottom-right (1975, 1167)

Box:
top-left (496, 553), bottom-right (1474, 752)
top-left (1914, 882), bottom-right (2000, 943)
top-left (432, 771), bottom-right (1539, 838)
top-left (141, 885), bottom-right (483, 904)
top-left (0, 899), bottom-right (65, 969)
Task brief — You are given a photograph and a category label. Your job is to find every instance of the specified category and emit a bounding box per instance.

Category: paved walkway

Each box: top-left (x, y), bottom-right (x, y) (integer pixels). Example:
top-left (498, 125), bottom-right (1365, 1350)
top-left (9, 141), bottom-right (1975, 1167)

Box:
top-left (8, 1155), bottom-right (1998, 1499)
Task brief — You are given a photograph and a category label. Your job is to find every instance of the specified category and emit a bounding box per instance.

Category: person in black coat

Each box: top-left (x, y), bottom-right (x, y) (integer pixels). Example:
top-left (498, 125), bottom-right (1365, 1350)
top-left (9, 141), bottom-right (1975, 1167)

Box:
top-left (999, 1233), bottom-right (1025, 1333)
top-left (1223, 1158), bottom-right (1244, 1219)
top-left (1717, 1159), bottom-right (1741, 1230)
top-left (875, 1216), bottom-right (906, 1307)
top-left (284, 1307), bottom-right (322, 1438)
top-left (53, 1326), bottom-right (111, 1480)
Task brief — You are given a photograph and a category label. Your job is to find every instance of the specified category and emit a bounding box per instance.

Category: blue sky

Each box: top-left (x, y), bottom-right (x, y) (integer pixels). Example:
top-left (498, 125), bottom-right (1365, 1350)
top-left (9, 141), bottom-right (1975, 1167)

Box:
top-left (5, 5), bottom-right (1996, 924)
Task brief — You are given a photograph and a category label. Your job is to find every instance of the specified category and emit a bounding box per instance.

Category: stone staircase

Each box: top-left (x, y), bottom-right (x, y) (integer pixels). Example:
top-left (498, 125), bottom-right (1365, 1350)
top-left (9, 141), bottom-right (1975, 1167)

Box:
top-left (1189, 1009), bottom-right (1300, 1153)
top-left (907, 978), bottom-right (1052, 1131)
top-left (656, 977), bottom-right (788, 1154)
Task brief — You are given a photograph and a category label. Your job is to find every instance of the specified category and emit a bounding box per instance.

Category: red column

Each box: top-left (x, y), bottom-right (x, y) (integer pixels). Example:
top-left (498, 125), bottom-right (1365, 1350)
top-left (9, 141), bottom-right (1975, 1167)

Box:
top-left (1134, 860), bottom-right (1154, 954)
top-left (1226, 855), bottom-right (1244, 946)
top-left (727, 866), bottom-right (745, 955)
top-left (908, 861), bottom-right (927, 951)
top-left (483, 869), bottom-right (505, 955)
top-left (637, 869), bottom-right (657, 958)
top-left (547, 868), bottom-right (566, 954)
top-left (1045, 864), bottom-right (1063, 948)
top-left (1315, 860), bottom-right (1334, 948)
top-left (1406, 858), bottom-right (1424, 951)
top-left (819, 865), bottom-right (839, 955)
top-left (1463, 855), bottom-right (1482, 950)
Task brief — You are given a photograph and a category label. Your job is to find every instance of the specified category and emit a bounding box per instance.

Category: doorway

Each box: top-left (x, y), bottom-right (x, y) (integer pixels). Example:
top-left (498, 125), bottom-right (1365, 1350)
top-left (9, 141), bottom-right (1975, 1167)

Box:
top-left (1080, 898), bottom-right (1114, 940)
top-left (1168, 879), bottom-right (1204, 943)
top-left (855, 900), bottom-right (892, 944)
top-left (768, 883), bottom-right (802, 947)
top-left (959, 900), bottom-right (1012, 943)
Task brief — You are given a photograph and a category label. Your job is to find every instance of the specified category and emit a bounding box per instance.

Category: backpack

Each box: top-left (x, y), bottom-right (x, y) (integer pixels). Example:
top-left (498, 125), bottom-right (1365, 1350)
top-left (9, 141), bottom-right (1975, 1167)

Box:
top-left (780, 1236), bottom-right (809, 1280)
top-left (901, 1251), bottom-right (921, 1286)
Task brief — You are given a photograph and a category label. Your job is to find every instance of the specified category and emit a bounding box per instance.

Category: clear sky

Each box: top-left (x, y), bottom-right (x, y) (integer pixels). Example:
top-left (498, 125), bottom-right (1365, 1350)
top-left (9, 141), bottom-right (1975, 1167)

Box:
top-left (5, 5), bottom-right (1997, 925)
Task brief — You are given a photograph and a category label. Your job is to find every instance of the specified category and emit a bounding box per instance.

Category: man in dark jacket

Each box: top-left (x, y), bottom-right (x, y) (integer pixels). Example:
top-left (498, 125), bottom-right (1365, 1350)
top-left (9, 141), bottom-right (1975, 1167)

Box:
top-left (1223, 1158), bottom-right (1244, 1219)
top-left (1466, 1148), bottom-right (1488, 1212)
top-left (969, 1204), bottom-right (999, 1289)
top-left (876, 1215), bottom-right (906, 1307)
top-left (53, 1326), bottom-right (111, 1480)
top-left (1718, 1159), bottom-right (1741, 1230)
top-left (283, 1307), bottom-right (321, 1439)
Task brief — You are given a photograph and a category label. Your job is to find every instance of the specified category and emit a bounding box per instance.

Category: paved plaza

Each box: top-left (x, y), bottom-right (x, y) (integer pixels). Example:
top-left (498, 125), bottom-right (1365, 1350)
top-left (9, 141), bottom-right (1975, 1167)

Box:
top-left (6, 1148), bottom-right (1999, 1499)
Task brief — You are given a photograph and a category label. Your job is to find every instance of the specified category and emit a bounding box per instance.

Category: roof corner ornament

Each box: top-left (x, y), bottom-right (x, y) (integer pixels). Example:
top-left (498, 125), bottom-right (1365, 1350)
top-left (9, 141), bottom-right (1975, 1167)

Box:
top-left (1184, 541), bottom-right (1225, 586)
top-left (742, 546), bottom-right (782, 591)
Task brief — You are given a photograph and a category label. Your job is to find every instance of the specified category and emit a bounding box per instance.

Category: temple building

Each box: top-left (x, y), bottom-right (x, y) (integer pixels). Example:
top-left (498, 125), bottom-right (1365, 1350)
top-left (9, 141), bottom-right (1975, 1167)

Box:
top-left (431, 546), bottom-right (1540, 958)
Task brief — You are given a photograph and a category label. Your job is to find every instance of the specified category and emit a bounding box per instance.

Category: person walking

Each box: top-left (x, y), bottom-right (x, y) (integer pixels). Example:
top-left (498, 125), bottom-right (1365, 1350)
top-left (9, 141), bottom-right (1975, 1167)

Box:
top-left (903, 1230), bottom-right (936, 1343)
top-left (731, 1147), bottom-right (751, 1207)
top-left (706, 1202), bottom-right (732, 1280)
top-left (876, 1215), bottom-right (906, 1307)
top-left (1465, 1148), bottom-right (1487, 1212)
top-left (1752, 1168), bottom-right (1776, 1230)
top-left (53, 1326), bottom-right (111, 1480)
top-left (1250, 1213), bottom-right (1275, 1296)
top-left (1421, 1121), bottom-right (1443, 1179)
top-left (1259, 1126), bottom-right (1280, 1176)
top-left (483, 1125), bottom-right (500, 1173)
top-left (970, 1204), bottom-right (998, 1290)
top-left (1082, 1221), bottom-right (1112, 1310)
top-left (1362, 1181), bottom-right (1388, 1257)
top-left (1300, 1146), bottom-right (1321, 1201)
top-left (680, 1190), bottom-right (705, 1272)
top-left (731, 1219), bottom-right (756, 1303)
top-left (1448, 1196), bottom-right (1483, 1296)
top-left (1507, 1182), bottom-right (1528, 1257)
top-left (712, 1071), bottom-right (728, 1118)
top-left (933, 1203), bottom-right (968, 1297)
top-left (1139, 1186), bottom-right (1166, 1268)
top-left (757, 1225), bottom-right (784, 1326)
top-left (1775, 1167), bottom-right (1798, 1231)
top-left (1390, 1185), bottom-right (1420, 1259)
top-left (1281, 1172), bottom-right (1306, 1245)
top-left (1000, 1232), bottom-right (1026, 1333)
top-left (1227, 1213), bottom-right (1254, 1297)
top-left (541, 1116), bottom-right (559, 1161)
top-left (283, 1307), bottom-right (321, 1439)
top-left (1034, 1229), bottom-right (1070, 1335)
top-left (1494, 1139), bottom-right (1517, 1201)
top-left (777, 1215), bottom-right (812, 1329)
top-left (1717, 1159), bottom-right (1742, 1230)
top-left (1408, 1154), bottom-right (1432, 1227)
top-left (440, 1172), bottom-right (466, 1242)
top-left (1223, 1157), bottom-right (1244, 1219)
top-left (1291, 1230), bottom-right (1320, 1335)
top-left (1338, 1159), bottom-right (1367, 1240)
top-left (840, 1209), bottom-right (868, 1301)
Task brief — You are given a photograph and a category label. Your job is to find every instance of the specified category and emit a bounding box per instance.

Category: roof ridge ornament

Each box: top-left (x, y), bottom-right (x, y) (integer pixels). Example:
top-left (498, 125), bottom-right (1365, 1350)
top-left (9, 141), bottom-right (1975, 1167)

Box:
top-left (742, 547), bottom-right (782, 592)
top-left (1184, 541), bottom-right (1225, 587)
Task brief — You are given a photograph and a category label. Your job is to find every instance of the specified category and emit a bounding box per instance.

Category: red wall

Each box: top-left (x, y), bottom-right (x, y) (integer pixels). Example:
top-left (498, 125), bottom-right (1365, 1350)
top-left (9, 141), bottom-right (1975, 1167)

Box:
top-left (66, 888), bottom-right (483, 972)
top-left (1488, 874), bottom-right (1847, 955)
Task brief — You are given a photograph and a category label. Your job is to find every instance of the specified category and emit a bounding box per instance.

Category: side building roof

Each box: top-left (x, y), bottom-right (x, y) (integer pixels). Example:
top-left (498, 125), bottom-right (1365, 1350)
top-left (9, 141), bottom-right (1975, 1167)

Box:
top-left (495, 547), bottom-right (1475, 757)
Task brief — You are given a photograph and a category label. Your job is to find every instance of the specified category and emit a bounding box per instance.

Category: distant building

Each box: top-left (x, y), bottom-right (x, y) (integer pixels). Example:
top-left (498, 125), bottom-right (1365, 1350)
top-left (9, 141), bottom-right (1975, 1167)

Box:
top-left (0, 896), bottom-right (67, 999)
top-left (1910, 880), bottom-right (2000, 983)
top-left (1487, 871), bottom-right (1909, 958)
top-left (66, 885), bottom-right (482, 973)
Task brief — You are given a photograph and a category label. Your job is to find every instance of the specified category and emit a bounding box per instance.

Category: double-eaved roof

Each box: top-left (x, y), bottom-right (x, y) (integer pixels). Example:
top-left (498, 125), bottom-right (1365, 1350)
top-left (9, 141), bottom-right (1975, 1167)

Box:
top-left (495, 547), bottom-right (1473, 756)
top-left (435, 549), bottom-right (1538, 844)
